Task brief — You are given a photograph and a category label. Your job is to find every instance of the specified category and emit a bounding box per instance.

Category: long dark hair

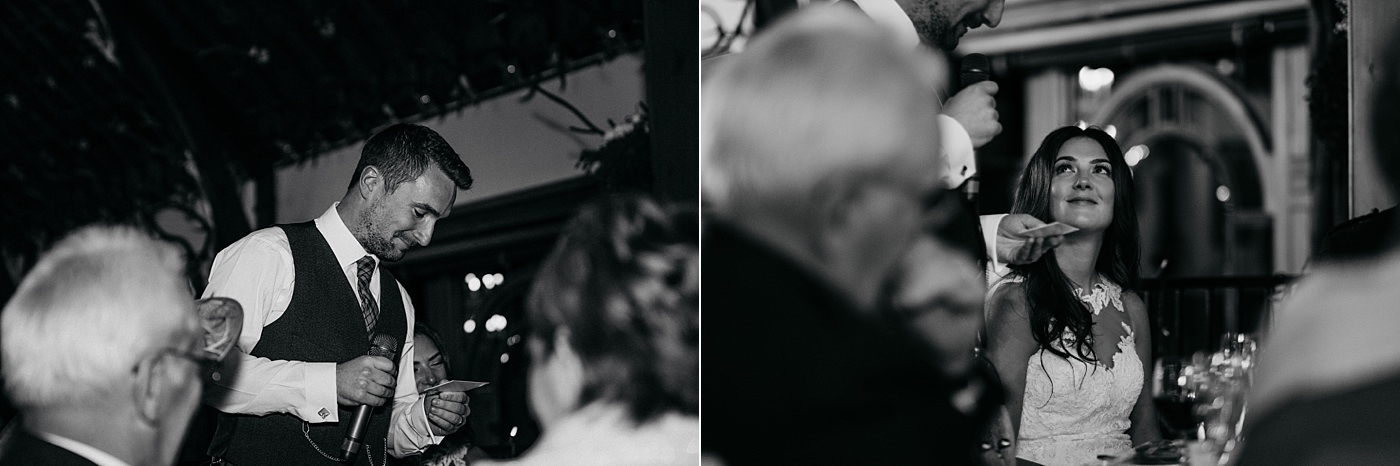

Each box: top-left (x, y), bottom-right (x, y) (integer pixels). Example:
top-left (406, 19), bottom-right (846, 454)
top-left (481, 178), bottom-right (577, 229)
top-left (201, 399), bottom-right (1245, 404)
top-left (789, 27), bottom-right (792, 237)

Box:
top-left (1008, 126), bottom-right (1139, 363)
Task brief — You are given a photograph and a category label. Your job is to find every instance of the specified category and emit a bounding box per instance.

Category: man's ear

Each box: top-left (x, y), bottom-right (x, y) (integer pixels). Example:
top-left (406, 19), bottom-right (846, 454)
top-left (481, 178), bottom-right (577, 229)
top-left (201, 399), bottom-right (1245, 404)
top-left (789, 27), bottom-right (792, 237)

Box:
top-left (358, 166), bottom-right (383, 200)
top-left (132, 357), bottom-right (165, 427)
top-left (814, 182), bottom-right (876, 258)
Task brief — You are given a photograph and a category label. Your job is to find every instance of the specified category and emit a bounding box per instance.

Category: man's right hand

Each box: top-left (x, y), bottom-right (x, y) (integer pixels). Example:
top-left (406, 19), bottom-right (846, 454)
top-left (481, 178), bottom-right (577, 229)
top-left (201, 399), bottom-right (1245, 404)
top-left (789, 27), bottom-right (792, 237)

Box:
top-left (337, 355), bottom-right (397, 406)
top-left (943, 81), bottom-right (1002, 149)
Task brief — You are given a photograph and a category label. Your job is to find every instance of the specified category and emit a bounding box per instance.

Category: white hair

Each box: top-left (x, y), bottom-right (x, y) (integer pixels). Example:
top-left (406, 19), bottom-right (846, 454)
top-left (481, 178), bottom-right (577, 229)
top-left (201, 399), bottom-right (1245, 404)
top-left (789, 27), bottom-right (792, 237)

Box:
top-left (701, 5), bottom-right (946, 224)
top-left (2, 225), bottom-right (197, 409)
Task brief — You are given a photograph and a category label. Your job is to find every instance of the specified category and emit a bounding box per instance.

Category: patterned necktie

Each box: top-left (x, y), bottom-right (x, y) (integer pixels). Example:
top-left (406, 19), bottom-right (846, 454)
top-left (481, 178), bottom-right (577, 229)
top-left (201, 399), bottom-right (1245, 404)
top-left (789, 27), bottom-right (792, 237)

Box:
top-left (355, 255), bottom-right (379, 332)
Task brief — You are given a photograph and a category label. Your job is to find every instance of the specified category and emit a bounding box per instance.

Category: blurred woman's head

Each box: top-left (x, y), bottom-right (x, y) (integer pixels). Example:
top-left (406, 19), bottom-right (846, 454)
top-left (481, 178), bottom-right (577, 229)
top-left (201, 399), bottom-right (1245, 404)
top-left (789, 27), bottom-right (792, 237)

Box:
top-left (412, 324), bottom-right (449, 393)
top-left (526, 194), bottom-right (698, 427)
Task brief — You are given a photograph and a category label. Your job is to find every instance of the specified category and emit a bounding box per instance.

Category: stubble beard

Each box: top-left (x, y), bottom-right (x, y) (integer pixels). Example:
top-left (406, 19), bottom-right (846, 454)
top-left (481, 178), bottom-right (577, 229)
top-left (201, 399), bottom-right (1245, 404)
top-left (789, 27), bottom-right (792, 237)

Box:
top-left (907, 1), bottom-right (961, 51)
top-left (356, 199), bottom-right (405, 262)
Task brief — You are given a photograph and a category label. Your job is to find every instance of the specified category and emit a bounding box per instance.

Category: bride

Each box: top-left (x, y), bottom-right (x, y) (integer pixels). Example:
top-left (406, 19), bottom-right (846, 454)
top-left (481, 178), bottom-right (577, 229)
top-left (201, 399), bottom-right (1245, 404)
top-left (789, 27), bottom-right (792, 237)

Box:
top-left (984, 126), bottom-right (1160, 466)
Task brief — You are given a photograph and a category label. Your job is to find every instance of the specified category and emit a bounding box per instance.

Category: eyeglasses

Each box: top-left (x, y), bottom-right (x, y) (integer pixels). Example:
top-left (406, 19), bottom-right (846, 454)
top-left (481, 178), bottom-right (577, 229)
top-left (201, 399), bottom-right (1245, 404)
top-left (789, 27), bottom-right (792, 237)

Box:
top-left (132, 346), bottom-right (221, 379)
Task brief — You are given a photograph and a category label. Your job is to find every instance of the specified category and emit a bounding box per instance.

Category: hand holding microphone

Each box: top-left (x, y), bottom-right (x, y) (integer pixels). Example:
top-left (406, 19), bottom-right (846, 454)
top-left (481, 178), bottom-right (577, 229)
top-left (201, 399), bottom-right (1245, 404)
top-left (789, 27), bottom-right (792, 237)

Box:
top-left (335, 335), bottom-right (398, 407)
top-left (339, 334), bottom-right (399, 460)
top-left (943, 53), bottom-right (1001, 149)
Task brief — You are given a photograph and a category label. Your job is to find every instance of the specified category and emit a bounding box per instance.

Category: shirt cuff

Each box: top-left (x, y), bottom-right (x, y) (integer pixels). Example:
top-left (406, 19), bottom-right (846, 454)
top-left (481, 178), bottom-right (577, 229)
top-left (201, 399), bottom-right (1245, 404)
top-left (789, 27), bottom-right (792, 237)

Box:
top-left (300, 362), bottom-right (339, 423)
top-left (939, 114), bottom-right (976, 189)
top-left (419, 398), bottom-right (444, 443)
top-left (389, 396), bottom-right (443, 457)
top-left (981, 213), bottom-right (1009, 286)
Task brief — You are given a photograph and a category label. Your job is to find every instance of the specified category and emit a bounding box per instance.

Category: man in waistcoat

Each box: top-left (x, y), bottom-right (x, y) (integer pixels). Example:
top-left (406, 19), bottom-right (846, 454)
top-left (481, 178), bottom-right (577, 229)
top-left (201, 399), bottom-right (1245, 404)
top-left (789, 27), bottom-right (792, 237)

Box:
top-left (203, 123), bottom-right (473, 465)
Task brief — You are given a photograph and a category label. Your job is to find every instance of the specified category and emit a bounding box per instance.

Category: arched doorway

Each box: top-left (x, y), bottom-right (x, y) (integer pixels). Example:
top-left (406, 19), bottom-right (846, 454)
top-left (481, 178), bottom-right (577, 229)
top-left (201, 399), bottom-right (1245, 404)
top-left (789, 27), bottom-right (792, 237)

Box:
top-left (1093, 64), bottom-right (1274, 278)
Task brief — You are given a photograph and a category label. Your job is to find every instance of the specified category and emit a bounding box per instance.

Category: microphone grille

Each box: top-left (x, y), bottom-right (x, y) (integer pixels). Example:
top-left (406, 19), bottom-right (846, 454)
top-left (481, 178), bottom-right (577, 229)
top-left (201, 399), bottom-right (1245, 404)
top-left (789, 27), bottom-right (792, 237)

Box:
top-left (368, 333), bottom-right (400, 358)
top-left (961, 53), bottom-right (989, 74)
top-left (960, 53), bottom-right (990, 88)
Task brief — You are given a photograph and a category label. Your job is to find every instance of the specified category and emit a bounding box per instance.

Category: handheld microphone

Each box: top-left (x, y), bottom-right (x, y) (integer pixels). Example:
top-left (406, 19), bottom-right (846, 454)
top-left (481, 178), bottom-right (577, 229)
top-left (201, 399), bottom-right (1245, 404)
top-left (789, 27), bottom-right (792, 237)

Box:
top-left (959, 53), bottom-right (990, 203)
top-left (959, 53), bottom-right (990, 90)
top-left (341, 333), bottom-right (400, 461)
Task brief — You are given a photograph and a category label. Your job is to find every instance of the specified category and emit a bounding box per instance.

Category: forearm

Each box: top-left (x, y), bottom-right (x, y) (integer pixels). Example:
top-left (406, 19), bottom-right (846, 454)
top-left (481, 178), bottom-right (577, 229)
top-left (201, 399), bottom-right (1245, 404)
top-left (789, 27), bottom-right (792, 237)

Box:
top-left (206, 347), bottom-right (340, 423)
top-left (1129, 384), bottom-right (1162, 444)
top-left (1129, 407), bottom-right (1161, 445)
top-left (1130, 344), bottom-right (1161, 443)
top-left (999, 369), bottom-right (1027, 438)
top-left (987, 344), bottom-right (1029, 437)
top-left (1129, 295), bottom-right (1160, 444)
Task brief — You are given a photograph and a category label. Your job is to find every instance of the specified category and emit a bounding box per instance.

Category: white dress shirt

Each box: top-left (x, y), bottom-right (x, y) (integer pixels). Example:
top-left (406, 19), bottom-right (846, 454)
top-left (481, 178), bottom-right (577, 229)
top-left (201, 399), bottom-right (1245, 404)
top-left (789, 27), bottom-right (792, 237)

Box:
top-left (202, 203), bottom-right (440, 456)
top-left (849, 0), bottom-right (979, 189)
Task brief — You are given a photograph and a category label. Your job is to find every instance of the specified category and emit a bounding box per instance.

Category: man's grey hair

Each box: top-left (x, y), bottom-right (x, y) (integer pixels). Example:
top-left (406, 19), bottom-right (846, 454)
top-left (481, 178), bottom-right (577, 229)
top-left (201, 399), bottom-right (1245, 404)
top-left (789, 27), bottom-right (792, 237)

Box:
top-left (2, 225), bottom-right (197, 409)
top-left (701, 5), bottom-right (946, 226)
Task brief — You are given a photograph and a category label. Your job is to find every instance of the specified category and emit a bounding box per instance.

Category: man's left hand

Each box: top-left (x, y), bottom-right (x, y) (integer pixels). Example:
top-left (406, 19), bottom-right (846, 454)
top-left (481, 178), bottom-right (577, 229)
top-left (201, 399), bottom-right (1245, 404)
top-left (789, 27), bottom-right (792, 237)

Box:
top-left (426, 391), bottom-right (471, 435)
top-left (996, 213), bottom-right (1063, 265)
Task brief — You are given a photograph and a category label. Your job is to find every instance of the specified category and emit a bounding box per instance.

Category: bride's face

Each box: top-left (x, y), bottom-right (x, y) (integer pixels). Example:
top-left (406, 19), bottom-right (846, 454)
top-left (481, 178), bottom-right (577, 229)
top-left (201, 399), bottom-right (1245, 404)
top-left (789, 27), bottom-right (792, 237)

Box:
top-left (412, 334), bottom-right (447, 392)
top-left (1049, 137), bottom-right (1115, 232)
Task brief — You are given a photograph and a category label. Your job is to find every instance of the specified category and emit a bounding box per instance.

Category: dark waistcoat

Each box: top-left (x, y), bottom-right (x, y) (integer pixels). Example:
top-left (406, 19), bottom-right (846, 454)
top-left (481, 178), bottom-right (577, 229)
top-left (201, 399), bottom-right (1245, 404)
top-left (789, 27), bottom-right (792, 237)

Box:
top-left (210, 221), bottom-right (408, 466)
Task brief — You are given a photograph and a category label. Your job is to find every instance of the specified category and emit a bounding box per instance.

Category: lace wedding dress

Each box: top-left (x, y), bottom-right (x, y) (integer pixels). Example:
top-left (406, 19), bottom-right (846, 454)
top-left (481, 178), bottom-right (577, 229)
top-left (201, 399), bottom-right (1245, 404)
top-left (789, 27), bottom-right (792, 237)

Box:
top-left (996, 276), bottom-right (1143, 466)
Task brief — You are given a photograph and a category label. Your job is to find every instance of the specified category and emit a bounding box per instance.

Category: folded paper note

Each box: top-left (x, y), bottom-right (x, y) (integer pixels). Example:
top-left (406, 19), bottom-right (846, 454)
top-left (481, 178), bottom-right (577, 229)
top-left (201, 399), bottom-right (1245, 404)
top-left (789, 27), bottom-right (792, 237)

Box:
top-left (1021, 222), bottom-right (1079, 238)
top-left (423, 380), bottom-right (489, 395)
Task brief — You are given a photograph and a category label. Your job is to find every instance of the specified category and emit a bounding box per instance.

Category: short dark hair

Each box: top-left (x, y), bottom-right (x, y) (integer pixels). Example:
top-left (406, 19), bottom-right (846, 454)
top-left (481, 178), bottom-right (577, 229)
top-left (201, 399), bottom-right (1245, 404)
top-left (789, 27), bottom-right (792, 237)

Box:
top-left (526, 194), bottom-right (698, 424)
top-left (348, 123), bottom-right (474, 193)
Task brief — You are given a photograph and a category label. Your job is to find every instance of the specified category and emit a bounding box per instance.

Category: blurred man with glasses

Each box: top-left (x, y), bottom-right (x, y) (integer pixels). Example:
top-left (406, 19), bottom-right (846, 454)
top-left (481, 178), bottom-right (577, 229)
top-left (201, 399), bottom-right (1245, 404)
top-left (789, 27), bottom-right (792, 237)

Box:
top-left (0, 225), bottom-right (211, 466)
top-left (703, 7), bottom-right (995, 464)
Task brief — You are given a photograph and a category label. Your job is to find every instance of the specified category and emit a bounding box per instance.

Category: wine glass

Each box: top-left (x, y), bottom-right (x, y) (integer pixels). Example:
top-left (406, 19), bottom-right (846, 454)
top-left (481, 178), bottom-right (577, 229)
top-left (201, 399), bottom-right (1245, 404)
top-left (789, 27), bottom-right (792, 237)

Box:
top-left (1203, 333), bottom-right (1256, 463)
top-left (1152, 356), bottom-right (1204, 440)
top-left (1217, 333), bottom-right (1258, 379)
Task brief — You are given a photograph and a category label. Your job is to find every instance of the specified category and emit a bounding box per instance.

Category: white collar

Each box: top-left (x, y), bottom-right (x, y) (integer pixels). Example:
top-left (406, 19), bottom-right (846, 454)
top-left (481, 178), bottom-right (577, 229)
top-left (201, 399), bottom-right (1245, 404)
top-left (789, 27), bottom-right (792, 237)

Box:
top-left (850, 0), bottom-right (921, 50)
top-left (32, 431), bottom-right (132, 466)
top-left (315, 202), bottom-right (376, 271)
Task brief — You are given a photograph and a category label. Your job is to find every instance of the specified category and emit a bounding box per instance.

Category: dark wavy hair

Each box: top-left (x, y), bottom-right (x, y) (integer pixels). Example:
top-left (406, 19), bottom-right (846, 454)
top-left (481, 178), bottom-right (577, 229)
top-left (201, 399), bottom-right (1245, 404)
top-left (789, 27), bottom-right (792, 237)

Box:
top-left (347, 123), bottom-right (474, 192)
top-left (414, 323), bottom-right (451, 372)
top-left (526, 194), bottom-right (698, 424)
top-left (1008, 126), bottom-right (1139, 363)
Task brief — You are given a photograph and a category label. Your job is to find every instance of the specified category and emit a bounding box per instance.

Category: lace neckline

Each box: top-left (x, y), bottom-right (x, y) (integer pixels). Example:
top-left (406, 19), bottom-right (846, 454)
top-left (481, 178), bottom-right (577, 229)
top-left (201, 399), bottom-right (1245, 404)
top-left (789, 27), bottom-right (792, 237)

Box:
top-left (1073, 275), bottom-right (1123, 316)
